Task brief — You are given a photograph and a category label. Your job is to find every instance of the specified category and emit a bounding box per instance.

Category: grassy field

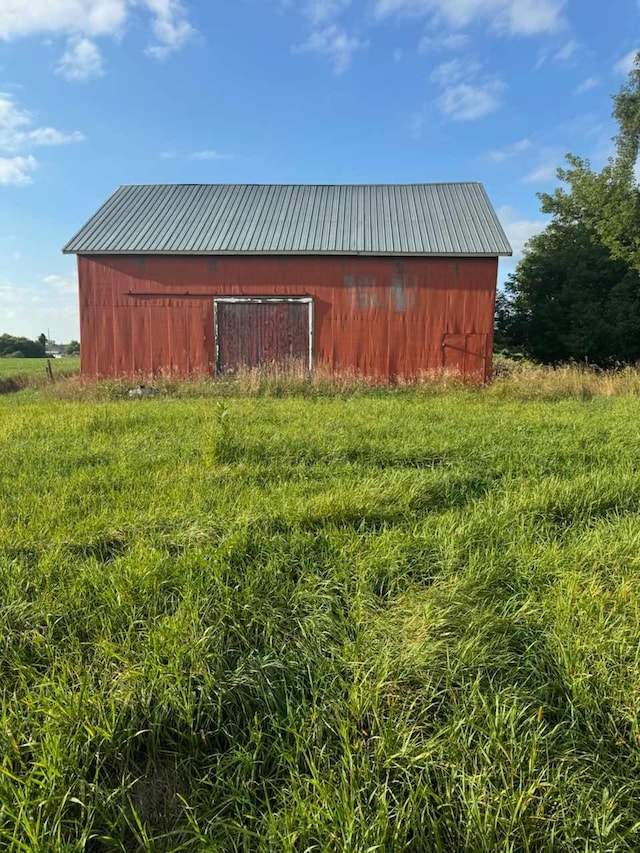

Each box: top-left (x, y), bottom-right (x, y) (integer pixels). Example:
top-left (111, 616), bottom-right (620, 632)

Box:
top-left (0, 357), bottom-right (80, 388)
top-left (2, 377), bottom-right (640, 850)
top-left (0, 356), bottom-right (80, 377)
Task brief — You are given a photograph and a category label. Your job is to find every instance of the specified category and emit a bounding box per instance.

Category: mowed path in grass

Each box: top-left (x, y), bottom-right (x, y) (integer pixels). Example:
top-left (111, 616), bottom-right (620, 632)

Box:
top-left (2, 389), bottom-right (640, 850)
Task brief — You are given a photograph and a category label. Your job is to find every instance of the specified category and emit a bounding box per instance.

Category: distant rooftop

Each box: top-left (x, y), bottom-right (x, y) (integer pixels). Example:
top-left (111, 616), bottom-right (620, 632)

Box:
top-left (63, 183), bottom-right (512, 257)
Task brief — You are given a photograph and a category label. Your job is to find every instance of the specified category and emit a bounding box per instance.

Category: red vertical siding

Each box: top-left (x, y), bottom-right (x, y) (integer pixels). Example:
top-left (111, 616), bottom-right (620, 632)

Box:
top-left (77, 254), bottom-right (499, 383)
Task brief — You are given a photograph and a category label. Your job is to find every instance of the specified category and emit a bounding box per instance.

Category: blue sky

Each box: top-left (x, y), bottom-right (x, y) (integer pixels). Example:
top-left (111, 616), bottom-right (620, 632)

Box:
top-left (0, 0), bottom-right (637, 342)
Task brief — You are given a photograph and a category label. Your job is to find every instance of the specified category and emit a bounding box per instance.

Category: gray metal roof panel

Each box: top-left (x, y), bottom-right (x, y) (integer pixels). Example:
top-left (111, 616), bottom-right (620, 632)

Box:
top-left (63, 183), bottom-right (513, 256)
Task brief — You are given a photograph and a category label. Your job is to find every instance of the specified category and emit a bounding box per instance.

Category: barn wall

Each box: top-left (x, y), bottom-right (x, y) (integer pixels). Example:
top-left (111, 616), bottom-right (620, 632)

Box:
top-left (78, 254), bottom-right (498, 382)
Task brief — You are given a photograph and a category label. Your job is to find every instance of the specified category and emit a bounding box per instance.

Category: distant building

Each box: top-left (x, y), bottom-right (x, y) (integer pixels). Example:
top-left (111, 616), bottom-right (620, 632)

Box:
top-left (45, 342), bottom-right (66, 358)
top-left (63, 183), bottom-right (512, 382)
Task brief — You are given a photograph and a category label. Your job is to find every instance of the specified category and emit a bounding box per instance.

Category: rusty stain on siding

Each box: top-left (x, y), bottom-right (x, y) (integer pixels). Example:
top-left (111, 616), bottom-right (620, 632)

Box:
top-left (391, 275), bottom-right (418, 314)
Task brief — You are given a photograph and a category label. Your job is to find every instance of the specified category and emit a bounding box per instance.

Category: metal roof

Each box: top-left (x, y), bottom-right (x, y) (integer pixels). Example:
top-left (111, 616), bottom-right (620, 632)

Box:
top-left (63, 183), bottom-right (512, 257)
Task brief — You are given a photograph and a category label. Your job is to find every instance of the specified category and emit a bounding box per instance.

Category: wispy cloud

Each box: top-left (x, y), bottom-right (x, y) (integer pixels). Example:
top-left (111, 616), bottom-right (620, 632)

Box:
top-left (488, 138), bottom-right (531, 162)
top-left (419, 32), bottom-right (469, 53)
top-left (575, 76), bottom-right (599, 94)
top-left (430, 57), bottom-right (481, 86)
top-left (294, 25), bottom-right (368, 73)
top-left (44, 274), bottom-right (77, 294)
top-left (373, 0), bottom-right (566, 37)
top-left (303, 0), bottom-right (350, 24)
top-left (190, 150), bottom-right (233, 160)
top-left (553, 38), bottom-right (578, 61)
top-left (522, 150), bottom-right (561, 185)
top-left (0, 92), bottom-right (85, 157)
top-left (535, 38), bottom-right (579, 70)
top-left (615, 49), bottom-right (638, 76)
top-left (429, 55), bottom-right (504, 121)
top-left (438, 80), bottom-right (504, 121)
top-left (409, 111), bottom-right (425, 138)
top-left (160, 149), bottom-right (234, 161)
top-left (522, 163), bottom-right (556, 184)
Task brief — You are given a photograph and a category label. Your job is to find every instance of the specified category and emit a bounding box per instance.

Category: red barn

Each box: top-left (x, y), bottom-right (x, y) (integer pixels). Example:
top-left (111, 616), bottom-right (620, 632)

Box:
top-left (63, 183), bottom-right (512, 382)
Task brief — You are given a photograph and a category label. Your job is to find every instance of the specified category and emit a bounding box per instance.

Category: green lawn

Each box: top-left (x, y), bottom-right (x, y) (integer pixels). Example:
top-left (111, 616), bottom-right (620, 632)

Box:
top-left (0, 356), bottom-right (80, 378)
top-left (2, 385), bottom-right (640, 850)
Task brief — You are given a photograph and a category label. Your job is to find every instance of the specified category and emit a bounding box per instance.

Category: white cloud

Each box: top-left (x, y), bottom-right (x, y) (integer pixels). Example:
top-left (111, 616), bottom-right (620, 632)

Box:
top-left (44, 274), bottom-right (77, 294)
top-left (575, 76), bottom-right (599, 94)
top-left (27, 127), bottom-right (86, 145)
top-left (615, 49), bottom-right (638, 76)
top-left (522, 163), bottom-right (555, 184)
top-left (0, 93), bottom-right (85, 152)
top-left (374, 0), bottom-right (565, 36)
top-left (429, 56), bottom-right (504, 122)
top-left (427, 49), bottom-right (504, 121)
top-left (0, 1), bottom-right (128, 39)
top-left (294, 25), bottom-right (368, 73)
top-left (0, 93), bottom-right (84, 187)
top-left (160, 149), bottom-right (233, 160)
top-left (418, 32), bottom-right (469, 52)
top-left (430, 51), bottom-right (506, 121)
top-left (303, 0), bottom-right (350, 23)
top-left (497, 205), bottom-right (546, 262)
top-left (430, 57), bottom-right (481, 85)
top-left (438, 80), bottom-right (504, 120)
top-left (0, 155), bottom-right (37, 186)
top-left (56, 36), bottom-right (104, 81)
top-left (0, 0), bottom-right (194, 74)
top-left (488, 138), bottom-right (531, 161)
top-left (0, 278), bottom-right (79, 341)
top-left (373, 0), bottom-right (565, 36)
top-left (190, 150), bottom-right (233, 160)
top-left (143, 0), bottom-right (195, 59)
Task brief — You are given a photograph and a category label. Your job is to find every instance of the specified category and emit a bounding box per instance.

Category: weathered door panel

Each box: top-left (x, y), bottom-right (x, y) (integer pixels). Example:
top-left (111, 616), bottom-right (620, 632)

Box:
top-left (443, 333), bottom-right (487, 381)
top-left (216, 300), bottom-right (310, 372)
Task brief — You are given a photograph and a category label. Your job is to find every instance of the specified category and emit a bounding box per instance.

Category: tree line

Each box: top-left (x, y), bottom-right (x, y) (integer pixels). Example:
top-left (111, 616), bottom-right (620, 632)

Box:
top-left (496, 54), bottom-right (640, 365)
top-left (0, 334), bottom-right (79, 358)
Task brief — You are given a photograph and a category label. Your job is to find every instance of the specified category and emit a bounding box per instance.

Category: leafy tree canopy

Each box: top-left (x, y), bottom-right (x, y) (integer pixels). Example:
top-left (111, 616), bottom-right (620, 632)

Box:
top-left (497, 53), bottom-right (640, 365)
top-left (0, 334), bottom-right (46, 358)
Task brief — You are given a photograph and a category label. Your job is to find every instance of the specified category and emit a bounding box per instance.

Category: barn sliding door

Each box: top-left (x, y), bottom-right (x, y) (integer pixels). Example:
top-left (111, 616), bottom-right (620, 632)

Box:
top-left (215, 297), bottom-right (313, 373)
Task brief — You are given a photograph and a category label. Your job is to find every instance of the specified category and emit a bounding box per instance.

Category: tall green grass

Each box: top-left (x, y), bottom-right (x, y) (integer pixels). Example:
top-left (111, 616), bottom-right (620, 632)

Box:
top-left (0, 356), bottom-right (80, 378)
top-left (2, 385), bottom-right (640, 849)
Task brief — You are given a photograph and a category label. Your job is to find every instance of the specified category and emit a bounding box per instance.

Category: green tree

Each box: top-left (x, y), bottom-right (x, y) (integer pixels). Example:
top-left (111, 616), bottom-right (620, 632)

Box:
top-left (539, 53), bottom-right (640, 271)
top-left (38, 333), bottom-right (47, 349)
top-left (65, 340), bottom-right (80, 355)
top-left (0, 334), bottom-right (46, 358)
top-left (497, 51), bottom-right (640, 364)
top-left (498, 221), bottom-right (640, 364)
